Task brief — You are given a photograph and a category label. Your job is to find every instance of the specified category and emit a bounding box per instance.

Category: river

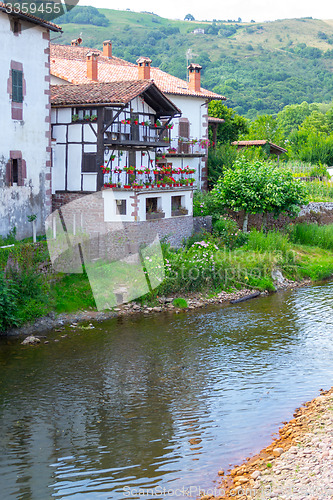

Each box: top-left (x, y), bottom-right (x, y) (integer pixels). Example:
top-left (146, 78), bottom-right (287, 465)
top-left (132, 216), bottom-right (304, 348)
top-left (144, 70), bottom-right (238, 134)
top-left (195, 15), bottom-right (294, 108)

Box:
top-left (0, 282), bottom-right (333, 499)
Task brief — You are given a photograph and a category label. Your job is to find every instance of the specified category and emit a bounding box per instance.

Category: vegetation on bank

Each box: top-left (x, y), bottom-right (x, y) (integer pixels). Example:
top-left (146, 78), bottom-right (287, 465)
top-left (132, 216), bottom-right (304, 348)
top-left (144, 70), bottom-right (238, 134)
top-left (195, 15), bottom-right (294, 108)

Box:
top-left (1, 221), bottom-right (333, 333)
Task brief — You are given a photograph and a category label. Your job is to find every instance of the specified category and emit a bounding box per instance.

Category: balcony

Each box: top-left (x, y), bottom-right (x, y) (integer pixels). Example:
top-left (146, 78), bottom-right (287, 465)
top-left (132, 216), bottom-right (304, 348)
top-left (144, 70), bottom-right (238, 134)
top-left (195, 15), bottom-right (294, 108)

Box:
top-left (164, 138), bottom-right (209, 157)
top-left (104, 123), bottom-right (171, 149)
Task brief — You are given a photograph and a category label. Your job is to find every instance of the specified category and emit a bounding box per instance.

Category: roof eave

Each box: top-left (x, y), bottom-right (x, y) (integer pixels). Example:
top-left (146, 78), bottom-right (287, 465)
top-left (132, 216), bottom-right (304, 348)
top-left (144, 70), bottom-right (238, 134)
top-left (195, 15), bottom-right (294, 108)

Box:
top-left (0, 6), bottom-right (62, 32)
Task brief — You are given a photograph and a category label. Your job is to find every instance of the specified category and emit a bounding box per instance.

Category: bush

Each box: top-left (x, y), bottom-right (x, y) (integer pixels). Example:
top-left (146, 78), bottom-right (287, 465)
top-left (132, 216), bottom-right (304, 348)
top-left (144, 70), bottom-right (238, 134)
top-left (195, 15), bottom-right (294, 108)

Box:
top-left (213, 216), bottom-right (248, 248)
top-left (246, 229), bottom-right (291, 254)
top-left (193, 190), bottom-right (217, 217)
top-left (0, 273), bottom-right (19, 331)
top-left (172, 298), bottom-right (188, 308)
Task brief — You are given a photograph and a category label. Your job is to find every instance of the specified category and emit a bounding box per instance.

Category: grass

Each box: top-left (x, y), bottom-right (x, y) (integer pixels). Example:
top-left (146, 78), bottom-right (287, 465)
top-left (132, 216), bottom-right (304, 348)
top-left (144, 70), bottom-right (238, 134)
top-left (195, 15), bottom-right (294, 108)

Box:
top-left (1, 224), bottom-right (333, 331)
top-left (172, 298), bottom-right (188, 308)
top-left (306, 180), bottom-right (333, 202)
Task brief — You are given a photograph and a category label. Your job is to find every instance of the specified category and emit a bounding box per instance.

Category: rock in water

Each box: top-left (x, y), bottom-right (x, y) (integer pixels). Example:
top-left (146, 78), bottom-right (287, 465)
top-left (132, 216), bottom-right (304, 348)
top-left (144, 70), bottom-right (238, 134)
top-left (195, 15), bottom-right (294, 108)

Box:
top-left (21, 336), bottom-right (41, 345)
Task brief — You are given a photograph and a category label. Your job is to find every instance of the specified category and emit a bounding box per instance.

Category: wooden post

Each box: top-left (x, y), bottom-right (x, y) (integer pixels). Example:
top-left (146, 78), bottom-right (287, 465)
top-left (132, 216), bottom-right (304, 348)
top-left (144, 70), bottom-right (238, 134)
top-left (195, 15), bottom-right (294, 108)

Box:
top-left (96, 107), bottom-right (105, 190)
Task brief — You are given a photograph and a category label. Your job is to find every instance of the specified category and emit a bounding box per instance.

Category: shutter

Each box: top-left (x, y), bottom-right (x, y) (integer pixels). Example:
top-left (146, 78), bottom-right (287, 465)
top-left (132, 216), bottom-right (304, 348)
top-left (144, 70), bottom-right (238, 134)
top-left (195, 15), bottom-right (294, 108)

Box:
top-left (178, 119), bottom-right (190, 153)
top-left (104, 108), bottom-right (113, 124)
top-left (82, 153), bottom-right (97, 173)
top-left (17, 159), bottom-right (24, 186)
top-left (12, 70), bottom-right (23, 103)
top-left (6, 161), bottom-right (12, 186)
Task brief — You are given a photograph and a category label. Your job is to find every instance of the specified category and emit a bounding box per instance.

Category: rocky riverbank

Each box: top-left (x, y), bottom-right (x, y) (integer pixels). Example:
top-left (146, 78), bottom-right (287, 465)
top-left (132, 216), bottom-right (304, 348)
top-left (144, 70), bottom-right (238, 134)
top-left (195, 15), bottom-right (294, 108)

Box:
top-left (4, 276), bottom-right (311, 339)
top-left (206, 387), bottom-right (333, 500)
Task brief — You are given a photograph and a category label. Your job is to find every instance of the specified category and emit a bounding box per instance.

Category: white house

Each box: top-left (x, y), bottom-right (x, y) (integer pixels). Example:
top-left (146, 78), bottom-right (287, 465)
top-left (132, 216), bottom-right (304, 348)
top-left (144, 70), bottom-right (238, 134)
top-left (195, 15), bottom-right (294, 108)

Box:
top-left (0, 4), bottom-right (61, 239)
top-left (51, 80), bottom-right (195, 232)
top-left (50, 41), bottom-right (226, 191)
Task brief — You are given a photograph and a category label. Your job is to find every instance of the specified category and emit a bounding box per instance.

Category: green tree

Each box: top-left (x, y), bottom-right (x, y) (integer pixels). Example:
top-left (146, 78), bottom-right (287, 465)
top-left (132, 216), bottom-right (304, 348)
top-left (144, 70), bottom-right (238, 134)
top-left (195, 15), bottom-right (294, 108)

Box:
top-left (211, 159), bottom-right (307, 232)
top-left (276, 101), bottom-right (317, 136)
top-left (243, 114), bottom-right (285, 146)
top-left (184, 13), bottom-right (195, 21)
top-left (208, 101), bottom-right (248, 144)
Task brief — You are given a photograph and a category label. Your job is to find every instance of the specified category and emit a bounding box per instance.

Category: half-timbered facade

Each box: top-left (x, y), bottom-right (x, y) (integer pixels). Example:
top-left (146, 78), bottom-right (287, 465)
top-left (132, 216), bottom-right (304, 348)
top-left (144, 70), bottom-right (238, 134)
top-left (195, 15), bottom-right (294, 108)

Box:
top-left (51, 80), bottom-right (195, 223)
top-left (50, 42), bottom-right (226, 191)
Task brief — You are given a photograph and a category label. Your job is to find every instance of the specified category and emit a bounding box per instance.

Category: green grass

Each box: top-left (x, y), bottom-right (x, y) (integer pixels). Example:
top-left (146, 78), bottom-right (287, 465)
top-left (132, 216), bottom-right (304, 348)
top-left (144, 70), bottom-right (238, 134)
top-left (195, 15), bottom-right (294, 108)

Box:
top-left (288, 223), bottom-right (333, 250)
top-left (172, 298), bottom-right (188, 308)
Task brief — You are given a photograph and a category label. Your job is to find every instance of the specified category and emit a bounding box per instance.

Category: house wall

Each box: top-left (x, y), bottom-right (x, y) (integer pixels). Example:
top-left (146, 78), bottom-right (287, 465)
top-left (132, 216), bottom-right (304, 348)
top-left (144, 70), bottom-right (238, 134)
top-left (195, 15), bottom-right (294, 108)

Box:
top-left (0, 13), bottom-right (52, 239)
top-left (51, 97), bottom-right (158, 194)
top-left (166, 95), bottom-right (209, 189)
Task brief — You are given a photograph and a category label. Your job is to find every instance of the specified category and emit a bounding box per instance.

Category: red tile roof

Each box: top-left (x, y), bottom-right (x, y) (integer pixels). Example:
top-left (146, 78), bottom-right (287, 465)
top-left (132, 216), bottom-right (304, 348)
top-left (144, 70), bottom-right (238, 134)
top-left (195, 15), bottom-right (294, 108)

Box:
top-left (50, 44), bottom-right (226, 100)
top-left (51, 80), bottom-right (181, 116)
top-left (232, 140), bottom-right (287, 154)
top-left (208, 117), bottom-right (225, 123)
top-left (0, 2), bottom-right (62, 31)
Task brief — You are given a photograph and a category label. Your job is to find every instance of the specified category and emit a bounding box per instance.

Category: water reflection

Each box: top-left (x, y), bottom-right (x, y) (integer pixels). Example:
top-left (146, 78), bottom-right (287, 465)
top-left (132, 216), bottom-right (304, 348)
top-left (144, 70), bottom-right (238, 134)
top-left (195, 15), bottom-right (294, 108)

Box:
top-left (0, 283), bottom-right (332, 499)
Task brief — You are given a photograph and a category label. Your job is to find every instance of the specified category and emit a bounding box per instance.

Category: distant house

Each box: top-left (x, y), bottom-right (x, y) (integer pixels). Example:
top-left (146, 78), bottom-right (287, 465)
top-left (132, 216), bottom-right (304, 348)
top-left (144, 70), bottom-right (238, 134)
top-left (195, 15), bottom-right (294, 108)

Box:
top-left (231, 140), bottom-right (287, 164)
top-left (50, 41), bottom-right (225, 191)
top-left (0, 4), bottom-right (61, 239)
top-left (192, 28), bottom-right (205, 34)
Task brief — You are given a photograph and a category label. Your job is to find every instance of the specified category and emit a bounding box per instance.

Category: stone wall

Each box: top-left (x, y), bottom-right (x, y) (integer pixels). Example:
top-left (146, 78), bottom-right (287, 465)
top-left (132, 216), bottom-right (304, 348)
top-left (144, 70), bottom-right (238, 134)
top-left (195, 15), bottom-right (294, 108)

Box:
top-left (193, 215), bottom-right (212, 234)
top-left (227, 203), bottom-right (333, 231)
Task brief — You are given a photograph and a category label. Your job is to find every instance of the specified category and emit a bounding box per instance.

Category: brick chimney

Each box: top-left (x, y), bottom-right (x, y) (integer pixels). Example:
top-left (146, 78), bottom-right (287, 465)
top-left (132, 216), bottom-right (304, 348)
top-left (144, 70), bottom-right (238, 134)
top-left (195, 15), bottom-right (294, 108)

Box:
top-left (87, 52), bottom-right (99, 81)
top-left (188, 63), bottom-right (202, 92)
top-left (136, 57), bottom-right (152, 80)
top-left (103, 40), bottom-right (112, 58)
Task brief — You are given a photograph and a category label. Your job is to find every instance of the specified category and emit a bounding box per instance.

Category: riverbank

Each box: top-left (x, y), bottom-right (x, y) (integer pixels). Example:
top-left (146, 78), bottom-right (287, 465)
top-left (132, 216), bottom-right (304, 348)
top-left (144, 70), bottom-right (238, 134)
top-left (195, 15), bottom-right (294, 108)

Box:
top-left (1, 223), bottom-right (333, 336)
top-left (207, 387), bottom-right (333, 500)
top-left (5, 276), bottom-right (312, 339)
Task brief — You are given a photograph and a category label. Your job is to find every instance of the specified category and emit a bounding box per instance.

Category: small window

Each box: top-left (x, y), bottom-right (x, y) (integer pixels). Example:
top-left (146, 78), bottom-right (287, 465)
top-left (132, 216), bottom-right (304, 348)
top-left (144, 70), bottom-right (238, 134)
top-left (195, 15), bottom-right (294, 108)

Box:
top-left (171, 195), bottom-right (182, 211)
top-left (12, 159), bottom-right (18, 184)
top-left (12, 69), bottom-right (23, 103)
top-left (146, 197), bottom-right (158, 213)
top-left (116, 199), bottom-right (126, 215)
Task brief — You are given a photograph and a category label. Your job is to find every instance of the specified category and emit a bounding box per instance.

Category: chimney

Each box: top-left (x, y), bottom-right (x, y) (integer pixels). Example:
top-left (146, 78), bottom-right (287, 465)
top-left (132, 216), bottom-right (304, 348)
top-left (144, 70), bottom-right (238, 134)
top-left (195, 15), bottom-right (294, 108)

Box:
top-left (87, 52), bottom-right (99, 81)
top-left (136, 57), bottom-right (152, 80)
top-left (71, 37), bottom-right (82, 46)
top-left (103, 40), bottom-right (112, 58)
top-left (188, 63), bottom-right (202, 92)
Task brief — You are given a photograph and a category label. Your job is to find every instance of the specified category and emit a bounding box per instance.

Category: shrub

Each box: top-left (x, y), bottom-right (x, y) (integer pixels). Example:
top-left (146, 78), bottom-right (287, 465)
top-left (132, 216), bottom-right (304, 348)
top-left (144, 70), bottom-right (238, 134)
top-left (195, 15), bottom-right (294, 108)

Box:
top-left (0, 273), bottom-right (19, 331)
top-left (213, 216), bottom-right (248, 248)
top-left (172, 298), bottom-right (188, 308)
top-left (288, 223), bottom-right (333, 251)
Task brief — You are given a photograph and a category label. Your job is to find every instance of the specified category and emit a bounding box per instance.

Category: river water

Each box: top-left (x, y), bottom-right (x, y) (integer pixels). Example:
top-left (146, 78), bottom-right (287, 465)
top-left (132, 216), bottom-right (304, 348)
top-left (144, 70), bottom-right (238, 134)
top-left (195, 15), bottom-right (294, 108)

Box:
top-left (0, 283), bottom-right (333, 499)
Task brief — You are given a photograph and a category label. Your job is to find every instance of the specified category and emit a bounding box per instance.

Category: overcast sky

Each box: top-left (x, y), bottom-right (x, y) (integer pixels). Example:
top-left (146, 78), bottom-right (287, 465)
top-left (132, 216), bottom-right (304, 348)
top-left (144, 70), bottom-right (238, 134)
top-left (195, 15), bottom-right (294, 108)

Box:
top-left (80, 0), bottom-right (333, 22)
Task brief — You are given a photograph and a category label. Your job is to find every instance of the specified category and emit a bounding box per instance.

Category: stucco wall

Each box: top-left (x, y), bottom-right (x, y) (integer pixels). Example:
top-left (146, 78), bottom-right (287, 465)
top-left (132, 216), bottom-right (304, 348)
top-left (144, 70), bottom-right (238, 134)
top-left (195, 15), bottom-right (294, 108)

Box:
top-left (0, 13), bottom-right (51, 239)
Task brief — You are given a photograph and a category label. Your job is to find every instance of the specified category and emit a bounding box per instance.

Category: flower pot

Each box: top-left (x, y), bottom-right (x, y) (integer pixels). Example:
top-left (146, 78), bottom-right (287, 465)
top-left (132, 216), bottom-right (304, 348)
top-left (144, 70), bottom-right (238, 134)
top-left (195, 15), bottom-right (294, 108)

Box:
top-left (124, 185), bottom-right (131, 189)
top-left (161, 184), bottom-right (166, 187)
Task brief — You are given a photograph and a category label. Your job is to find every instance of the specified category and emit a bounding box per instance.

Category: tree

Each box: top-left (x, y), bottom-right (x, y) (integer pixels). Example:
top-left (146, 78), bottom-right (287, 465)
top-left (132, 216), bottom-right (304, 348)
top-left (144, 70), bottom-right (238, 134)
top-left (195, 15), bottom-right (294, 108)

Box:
top-left (276, 101), bottom-right (317, 137)
top-left (208, 101), bottom-right (248, 144)
top-left (211, 159), bottom-right (307, 232)
top-left (184, 14), bottom-right (195, 21)
top-left (243, 114), bottom-right (285, 146)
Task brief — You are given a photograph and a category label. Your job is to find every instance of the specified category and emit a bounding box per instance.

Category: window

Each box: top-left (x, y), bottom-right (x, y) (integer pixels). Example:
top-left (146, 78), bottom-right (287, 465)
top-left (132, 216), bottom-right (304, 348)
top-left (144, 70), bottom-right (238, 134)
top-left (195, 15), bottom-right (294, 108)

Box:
top-left (12, 159), bottom-right (18, 184)
top-left (178, 118), bottom-right (190, 153)
top-left (116, 199), bottom-right (126, 215)
top-left (75, 108), bottom-right (97, 121)
top-left (82, 153), bottom-right (97, 173)
top-left (146, 197), bottom-right (158, 213)
top-left (6, 156), bottom-right (25, 187)
top-left (12, 69), bottom-right (23, 103)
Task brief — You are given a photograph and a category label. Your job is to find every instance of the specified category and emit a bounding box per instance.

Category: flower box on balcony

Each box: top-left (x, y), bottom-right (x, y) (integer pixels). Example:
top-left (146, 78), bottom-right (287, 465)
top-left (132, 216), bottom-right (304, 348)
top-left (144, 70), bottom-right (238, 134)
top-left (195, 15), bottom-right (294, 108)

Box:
top-left (146, 211), bottom-right (165, 220)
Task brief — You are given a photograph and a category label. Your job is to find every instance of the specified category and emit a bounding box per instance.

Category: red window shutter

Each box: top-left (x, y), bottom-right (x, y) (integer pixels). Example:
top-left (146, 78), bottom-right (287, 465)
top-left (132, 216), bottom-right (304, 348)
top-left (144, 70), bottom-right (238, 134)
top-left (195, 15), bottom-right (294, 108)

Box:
top-left (17, 158), bottom-right (24, 186)
top-left (6, 161), bottom-right (12, 186)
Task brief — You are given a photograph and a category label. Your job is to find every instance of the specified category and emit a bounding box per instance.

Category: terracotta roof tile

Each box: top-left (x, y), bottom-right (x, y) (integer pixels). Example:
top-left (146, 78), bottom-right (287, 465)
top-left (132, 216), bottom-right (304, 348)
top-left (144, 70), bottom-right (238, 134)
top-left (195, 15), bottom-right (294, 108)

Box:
top-left (0, 2), bottom-right (62, 31)
top-left (208, 117), bottom-right (225, 123)
top-left (51, 80), bottom-right (155, 106)
top-left (50, 44), bottom-right (225, 100)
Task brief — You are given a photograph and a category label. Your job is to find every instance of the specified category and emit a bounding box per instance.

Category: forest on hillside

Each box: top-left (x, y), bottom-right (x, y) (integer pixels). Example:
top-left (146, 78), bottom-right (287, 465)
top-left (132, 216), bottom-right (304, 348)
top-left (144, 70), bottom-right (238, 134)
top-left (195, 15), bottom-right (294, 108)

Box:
top-left (55, 7), bottom-right (333, 118)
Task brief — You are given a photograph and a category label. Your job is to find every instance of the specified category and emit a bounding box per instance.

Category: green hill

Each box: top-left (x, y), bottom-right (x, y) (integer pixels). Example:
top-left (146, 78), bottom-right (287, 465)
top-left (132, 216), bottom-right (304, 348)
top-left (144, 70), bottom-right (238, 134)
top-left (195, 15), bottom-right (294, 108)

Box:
top-left (54, 7), bottom-right (333, 118)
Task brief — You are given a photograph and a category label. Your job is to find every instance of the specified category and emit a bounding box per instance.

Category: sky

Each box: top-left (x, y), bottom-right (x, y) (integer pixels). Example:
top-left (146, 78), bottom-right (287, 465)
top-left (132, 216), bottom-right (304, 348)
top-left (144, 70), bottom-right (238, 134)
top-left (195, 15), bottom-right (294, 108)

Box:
top-left (79, 0), bottom-right (333, 23)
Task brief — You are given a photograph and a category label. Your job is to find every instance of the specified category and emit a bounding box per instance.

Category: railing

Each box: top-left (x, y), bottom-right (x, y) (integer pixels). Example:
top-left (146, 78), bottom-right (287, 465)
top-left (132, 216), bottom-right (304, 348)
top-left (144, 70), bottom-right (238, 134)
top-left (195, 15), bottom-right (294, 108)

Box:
top-left (104, 123), bottom-right (171, 146)
top-left (166, 138), bottom-right (210, 155)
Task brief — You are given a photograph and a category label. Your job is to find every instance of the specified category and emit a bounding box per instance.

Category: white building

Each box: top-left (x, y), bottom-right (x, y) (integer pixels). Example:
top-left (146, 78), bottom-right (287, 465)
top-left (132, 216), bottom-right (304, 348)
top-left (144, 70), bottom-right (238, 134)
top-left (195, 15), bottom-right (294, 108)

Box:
top-left (51, 80), bottom-right (195, 227)
top-left (0, 4), bottom-right (61, 239)
top-left (50, 41), bottom-right (226, 191)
